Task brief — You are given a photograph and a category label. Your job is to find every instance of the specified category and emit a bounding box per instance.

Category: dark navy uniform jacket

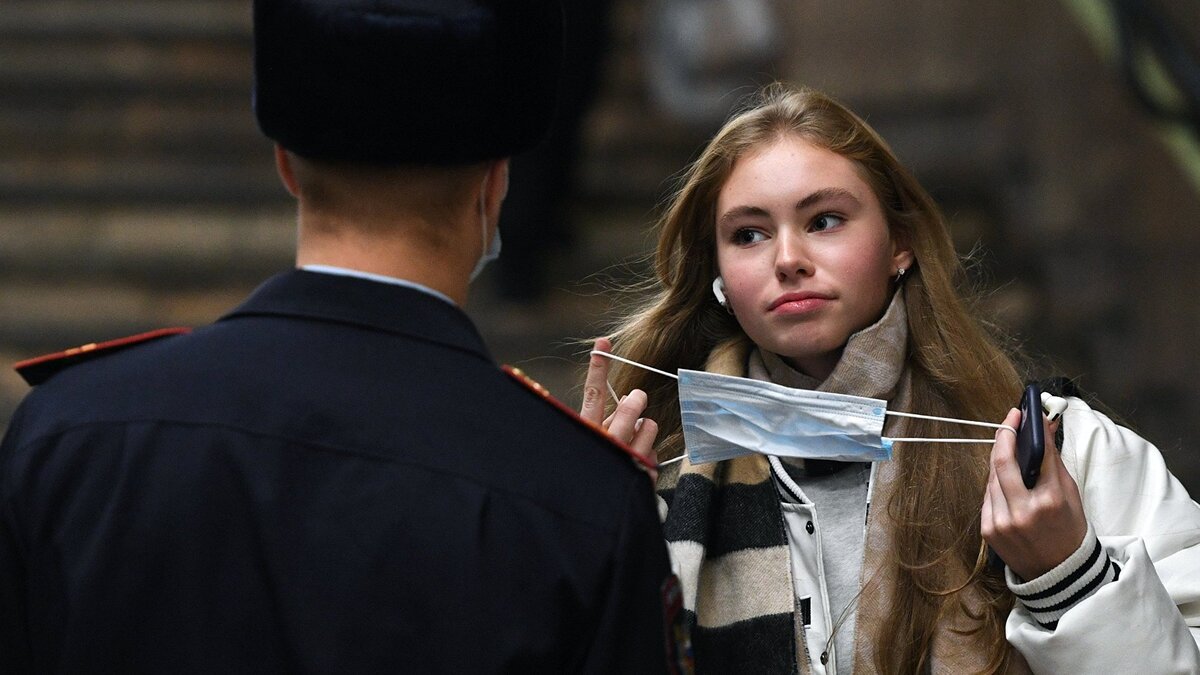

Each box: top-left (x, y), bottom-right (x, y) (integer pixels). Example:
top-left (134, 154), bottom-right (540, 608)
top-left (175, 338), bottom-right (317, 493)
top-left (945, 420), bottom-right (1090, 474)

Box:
top-left (0, 270), bottom-right (675, 674)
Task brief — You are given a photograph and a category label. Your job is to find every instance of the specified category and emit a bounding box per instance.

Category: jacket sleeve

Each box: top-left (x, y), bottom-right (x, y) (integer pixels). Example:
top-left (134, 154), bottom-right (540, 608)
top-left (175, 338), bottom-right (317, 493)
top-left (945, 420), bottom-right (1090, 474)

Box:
top-left (578, 472), bottom-right (679, 675)
top-left (1006, 398), bottom-right (1200, 673)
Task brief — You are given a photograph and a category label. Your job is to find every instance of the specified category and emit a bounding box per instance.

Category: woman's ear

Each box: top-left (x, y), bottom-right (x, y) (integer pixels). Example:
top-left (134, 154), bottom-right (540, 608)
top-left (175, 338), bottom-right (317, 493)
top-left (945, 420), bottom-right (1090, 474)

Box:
top-left (891, 238), bottom-right (915, 275)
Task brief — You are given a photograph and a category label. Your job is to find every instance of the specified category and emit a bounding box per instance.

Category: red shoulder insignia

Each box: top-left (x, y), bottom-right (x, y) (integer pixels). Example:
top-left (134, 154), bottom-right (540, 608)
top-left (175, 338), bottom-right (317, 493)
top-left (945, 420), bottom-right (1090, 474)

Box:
top-left (502, 365), bottom-right (657, 473)
top-left (14, 327), bottom-right (192, 386)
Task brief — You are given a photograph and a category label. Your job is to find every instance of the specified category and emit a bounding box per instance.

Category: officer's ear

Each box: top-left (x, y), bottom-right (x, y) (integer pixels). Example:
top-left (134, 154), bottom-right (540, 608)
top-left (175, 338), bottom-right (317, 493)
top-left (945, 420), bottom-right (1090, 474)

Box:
top-left (496, 159), bottom-right (510, 202)
top-left (275, 145), bottom-right (301, 198)
top-left (482, 158), bottom-right (509, 223)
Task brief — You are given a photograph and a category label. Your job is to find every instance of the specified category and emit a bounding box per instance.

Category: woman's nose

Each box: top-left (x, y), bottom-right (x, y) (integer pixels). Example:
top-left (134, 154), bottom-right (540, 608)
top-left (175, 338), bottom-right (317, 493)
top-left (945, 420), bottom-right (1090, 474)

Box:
top-left (775, 230), bottom-right (811, 281)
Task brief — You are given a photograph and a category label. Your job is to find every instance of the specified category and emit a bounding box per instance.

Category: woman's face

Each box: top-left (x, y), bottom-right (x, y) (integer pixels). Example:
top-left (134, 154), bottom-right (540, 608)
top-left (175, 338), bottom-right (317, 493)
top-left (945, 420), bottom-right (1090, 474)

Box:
top-left (714, 135), bottom-right (912, 379)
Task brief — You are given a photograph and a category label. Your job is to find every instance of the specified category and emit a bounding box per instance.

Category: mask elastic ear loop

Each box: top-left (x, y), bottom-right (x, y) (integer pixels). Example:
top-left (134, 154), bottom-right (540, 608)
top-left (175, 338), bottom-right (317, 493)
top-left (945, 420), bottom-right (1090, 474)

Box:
top-left (590, 349), bottom-right (679, 403)
top-left (590, 350), bottom-right (679, 380)
top-left (883, 410), bottom-right (1016, 444)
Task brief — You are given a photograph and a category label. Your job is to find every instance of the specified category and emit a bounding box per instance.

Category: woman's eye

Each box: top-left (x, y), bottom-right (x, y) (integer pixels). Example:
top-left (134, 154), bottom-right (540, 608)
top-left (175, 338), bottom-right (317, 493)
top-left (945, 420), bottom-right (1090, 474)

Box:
top-left (811, 214), bottom-right (845, 232)
top-left (732, 228), bottom-right (765, 245)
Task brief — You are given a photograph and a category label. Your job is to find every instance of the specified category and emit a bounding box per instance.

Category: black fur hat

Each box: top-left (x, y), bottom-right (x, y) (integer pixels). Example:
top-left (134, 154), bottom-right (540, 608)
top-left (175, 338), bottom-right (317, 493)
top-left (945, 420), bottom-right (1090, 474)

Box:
top-left (253, 0), bottom-right (562, 165)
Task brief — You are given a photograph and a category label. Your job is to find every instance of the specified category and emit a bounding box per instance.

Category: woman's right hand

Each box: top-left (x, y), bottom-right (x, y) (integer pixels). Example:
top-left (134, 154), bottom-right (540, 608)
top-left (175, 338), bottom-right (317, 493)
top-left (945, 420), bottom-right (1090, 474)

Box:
top-left (582, 338), bottom-right (660, 469)
top-left (981, 408), bottom-right (1086, 581)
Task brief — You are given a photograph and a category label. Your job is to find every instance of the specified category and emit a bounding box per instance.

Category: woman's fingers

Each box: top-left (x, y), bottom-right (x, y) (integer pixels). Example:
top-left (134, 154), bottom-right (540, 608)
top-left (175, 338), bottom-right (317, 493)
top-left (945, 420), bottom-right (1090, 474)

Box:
top-left (581, 338), bottom-right (613, 425)
top-left (982, 407), bottom-right (1088, 580)
top-left (629, 417), bottom-right (659, 465)
top-left (606, 390), bottom-right (659, 476)
top-left (581, 343), bottom-right (661, 472)
top-left (991, 408), bottom-right (1027, 499)
top-left (606, 389), bottom-right (648, 444)
top-left (984, 415), bottom-right (1012, 540)
top-left (1040, 417), bottom-right (1072, 490)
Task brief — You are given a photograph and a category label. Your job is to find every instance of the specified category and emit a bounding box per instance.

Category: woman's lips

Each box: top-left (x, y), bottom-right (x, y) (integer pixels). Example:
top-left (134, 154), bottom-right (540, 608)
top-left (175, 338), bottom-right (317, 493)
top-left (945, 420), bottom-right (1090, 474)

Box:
top-left (768, 292), bottom-right (833, 315)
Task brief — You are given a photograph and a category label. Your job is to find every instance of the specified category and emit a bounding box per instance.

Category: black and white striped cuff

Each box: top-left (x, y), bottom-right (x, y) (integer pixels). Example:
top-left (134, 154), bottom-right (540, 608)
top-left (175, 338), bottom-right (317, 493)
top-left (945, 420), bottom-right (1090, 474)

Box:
top-left (1006, 522), bottom-right (1121, 630)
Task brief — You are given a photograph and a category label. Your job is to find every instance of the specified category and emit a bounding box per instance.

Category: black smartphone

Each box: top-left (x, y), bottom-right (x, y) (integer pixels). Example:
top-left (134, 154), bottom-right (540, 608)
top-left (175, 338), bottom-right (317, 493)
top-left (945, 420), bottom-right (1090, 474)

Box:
top-left (1015, 382), bottom-right (1045, 489)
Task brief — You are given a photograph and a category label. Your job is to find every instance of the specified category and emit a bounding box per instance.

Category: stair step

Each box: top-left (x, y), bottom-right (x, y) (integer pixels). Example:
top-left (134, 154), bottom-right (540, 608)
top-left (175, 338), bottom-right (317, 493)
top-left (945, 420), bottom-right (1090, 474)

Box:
top-left (0, 38), bottom-right (250, 96)
top-left (0, 209), bottom-right (294, 285)
top-left (0, 155), bottom-right (284, 205)
top-left (0, 280), bottom-right (259, 353)
top-left (0, 1), bottom-right (249, 41)
top-left (0, 100), bottom-right (261, 156)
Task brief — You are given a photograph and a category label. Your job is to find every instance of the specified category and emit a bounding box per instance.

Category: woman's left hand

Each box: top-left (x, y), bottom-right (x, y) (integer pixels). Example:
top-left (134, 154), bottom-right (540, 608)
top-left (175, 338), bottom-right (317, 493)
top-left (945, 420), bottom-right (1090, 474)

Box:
top-left (581, 338), bottom-right (660, 476)
top-left (981, 408), bottom-right (1088, 581)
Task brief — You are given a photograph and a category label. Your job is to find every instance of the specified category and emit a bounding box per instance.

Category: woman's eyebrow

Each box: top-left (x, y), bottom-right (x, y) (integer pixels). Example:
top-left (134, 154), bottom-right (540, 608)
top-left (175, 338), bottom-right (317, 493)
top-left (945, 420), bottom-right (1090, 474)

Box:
top-left (718, 188), bottom-right (861, 225)
top-left (717, 205), bottom-right (770, 225)
top-left (797, 187), bottom-right (861, 210)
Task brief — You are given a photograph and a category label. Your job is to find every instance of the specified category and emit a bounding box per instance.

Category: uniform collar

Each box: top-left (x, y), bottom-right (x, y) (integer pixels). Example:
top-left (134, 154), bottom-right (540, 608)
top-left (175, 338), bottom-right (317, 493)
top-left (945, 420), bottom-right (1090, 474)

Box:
top-left (220, 269), bottom-right (490, 361)
top-left (299, 264), bottom-right (458, 307)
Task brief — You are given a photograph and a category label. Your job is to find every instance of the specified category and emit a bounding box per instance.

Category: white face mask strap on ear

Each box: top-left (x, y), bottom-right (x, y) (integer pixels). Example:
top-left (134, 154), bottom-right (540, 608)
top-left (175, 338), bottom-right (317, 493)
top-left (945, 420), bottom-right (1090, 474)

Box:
top-left (469, 174), bottom-right (502, 282)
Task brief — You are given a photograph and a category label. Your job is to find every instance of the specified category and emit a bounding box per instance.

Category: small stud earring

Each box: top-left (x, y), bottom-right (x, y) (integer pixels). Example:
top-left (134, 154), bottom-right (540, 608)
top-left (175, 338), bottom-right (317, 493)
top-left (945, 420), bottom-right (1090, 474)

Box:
top-left (895, 267), bottom-right (907, 282)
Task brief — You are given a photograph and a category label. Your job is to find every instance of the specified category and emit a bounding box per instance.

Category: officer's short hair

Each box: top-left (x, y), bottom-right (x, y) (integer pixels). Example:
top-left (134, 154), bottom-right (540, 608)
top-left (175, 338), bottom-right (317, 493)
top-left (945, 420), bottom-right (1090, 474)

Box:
top-left (253, 0), bottom-right (562, 166)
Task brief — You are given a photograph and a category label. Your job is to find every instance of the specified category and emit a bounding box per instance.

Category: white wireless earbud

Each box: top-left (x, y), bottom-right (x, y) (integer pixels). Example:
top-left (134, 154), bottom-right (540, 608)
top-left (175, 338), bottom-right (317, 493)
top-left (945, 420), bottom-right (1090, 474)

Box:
top-left (1040, 392), bottom-right (1068, 422)
top-left (712, 277), bottom-right (729, 309)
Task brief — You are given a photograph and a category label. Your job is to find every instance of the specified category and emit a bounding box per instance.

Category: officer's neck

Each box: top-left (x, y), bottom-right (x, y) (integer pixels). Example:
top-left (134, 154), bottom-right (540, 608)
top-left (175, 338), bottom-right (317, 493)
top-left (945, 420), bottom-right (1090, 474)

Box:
top-left (295, 210), bottom-right (475, 306)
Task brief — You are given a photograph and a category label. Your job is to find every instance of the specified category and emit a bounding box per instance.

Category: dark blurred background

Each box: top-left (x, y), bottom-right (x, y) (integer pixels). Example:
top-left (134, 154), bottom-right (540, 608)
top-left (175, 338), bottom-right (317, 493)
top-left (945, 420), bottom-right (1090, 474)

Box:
top-left (1, 0), bottom-right (1198, 494)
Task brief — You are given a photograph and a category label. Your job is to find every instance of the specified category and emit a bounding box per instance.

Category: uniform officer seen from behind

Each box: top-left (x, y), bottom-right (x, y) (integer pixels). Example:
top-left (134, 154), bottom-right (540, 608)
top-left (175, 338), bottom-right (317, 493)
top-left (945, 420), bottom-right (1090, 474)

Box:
top-left (0, 1), bottom-right (683, 672)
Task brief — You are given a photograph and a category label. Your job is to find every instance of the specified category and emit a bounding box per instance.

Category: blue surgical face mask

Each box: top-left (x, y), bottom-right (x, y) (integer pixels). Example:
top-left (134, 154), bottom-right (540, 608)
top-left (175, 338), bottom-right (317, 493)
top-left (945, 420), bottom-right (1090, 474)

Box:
top-left (470, 177), bottom-right (502, 282)
top-left (678, 369), bottom-right (891, 464)
top-left (590, 351), bottom-right (1012, 466)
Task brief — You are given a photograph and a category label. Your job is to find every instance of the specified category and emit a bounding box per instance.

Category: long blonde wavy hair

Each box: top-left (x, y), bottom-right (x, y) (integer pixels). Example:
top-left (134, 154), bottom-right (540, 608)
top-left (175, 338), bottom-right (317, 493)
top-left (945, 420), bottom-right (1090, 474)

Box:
top-left (601, 84), bottom-right (1024, 672)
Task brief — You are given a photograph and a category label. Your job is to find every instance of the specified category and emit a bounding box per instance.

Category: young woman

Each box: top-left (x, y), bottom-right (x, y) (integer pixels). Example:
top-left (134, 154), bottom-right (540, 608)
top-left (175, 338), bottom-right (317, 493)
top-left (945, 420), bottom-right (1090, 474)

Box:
top-left (582, 84), bottom-right (1200, 673)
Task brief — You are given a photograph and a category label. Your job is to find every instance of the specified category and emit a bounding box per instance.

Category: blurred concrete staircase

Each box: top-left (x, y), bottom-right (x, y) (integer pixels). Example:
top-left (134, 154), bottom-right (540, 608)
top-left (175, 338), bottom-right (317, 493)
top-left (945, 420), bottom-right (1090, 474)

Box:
top-left (0, 0), bottom-right (278, 206)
